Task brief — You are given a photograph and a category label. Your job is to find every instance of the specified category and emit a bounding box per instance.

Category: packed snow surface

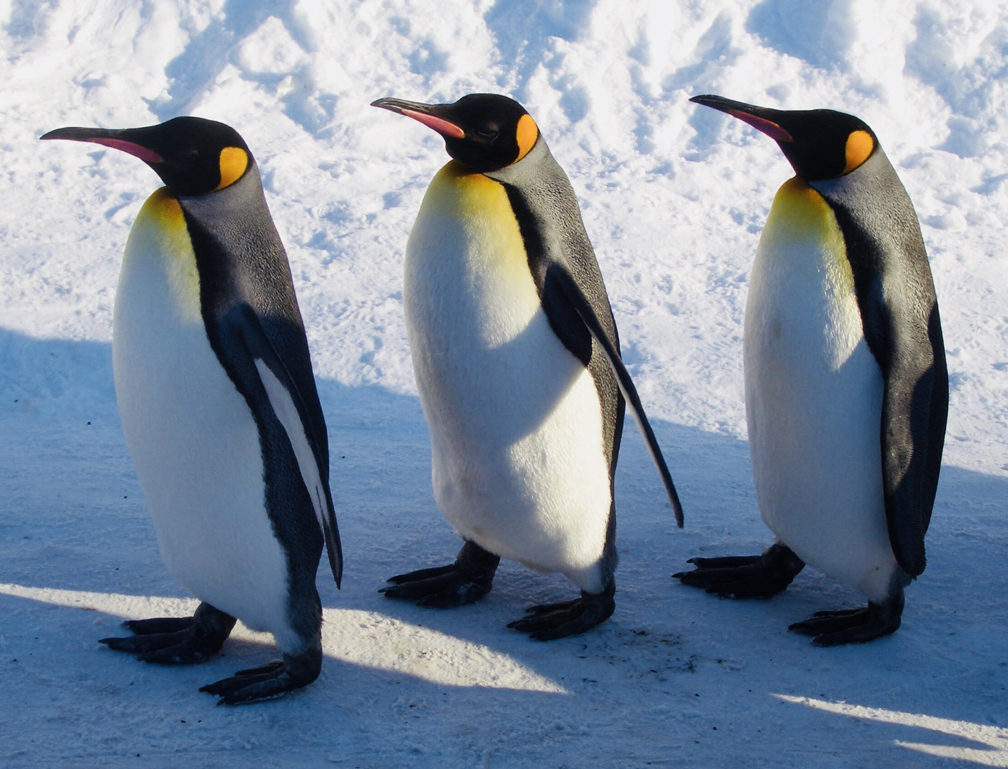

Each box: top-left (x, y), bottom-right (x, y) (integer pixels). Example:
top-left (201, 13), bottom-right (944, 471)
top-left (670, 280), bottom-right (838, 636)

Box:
top-left (2, 0), bottom-right (1008, 766)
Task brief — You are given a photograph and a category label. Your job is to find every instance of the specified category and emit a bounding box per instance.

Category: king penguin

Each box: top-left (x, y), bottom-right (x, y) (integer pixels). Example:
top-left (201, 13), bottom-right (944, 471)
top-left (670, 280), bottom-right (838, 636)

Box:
top-left (41, 117), bottom-right (343, 701)
top-left (674, 96), bottom-right (948, 645)
top-left (371, 93), bottom-right (683, 640)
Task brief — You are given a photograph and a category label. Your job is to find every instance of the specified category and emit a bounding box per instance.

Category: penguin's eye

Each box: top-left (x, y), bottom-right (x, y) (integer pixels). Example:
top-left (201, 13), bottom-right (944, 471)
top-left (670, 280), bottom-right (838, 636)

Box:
top-left (177, 148), bottom-right (200, 163)
top-left (475, 127), bottom-right (500, 142)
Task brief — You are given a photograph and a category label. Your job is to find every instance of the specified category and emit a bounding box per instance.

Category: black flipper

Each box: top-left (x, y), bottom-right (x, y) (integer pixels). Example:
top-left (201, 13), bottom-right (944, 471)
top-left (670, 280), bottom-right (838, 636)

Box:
top-left (100, 602), bottom-right (236, 665)
top-left (547, 263), bottom-right (683, 526)
top-left (218, 302), bottom-right (343, 586)
top-left (812, 149), bottom-right (948, 577)
top-left (673, 543), bottom-right (805, 598)
top-left (380, 541), bottom-right (500, 608)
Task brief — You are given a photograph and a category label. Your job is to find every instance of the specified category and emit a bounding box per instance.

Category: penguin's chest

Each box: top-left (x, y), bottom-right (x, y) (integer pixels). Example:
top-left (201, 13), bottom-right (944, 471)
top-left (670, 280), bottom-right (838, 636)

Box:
top-left (403, 163), bottom-right (611, 583)
top-left (744, 178), bottom-right (895, 599)
top-left (111, 189), bottom-right (290, 635)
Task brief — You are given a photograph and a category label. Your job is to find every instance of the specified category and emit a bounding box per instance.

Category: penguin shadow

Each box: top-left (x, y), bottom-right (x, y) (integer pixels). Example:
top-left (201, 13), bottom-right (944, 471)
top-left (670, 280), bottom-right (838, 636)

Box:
top-left (310, 375), bottom-right (710, 699)
top-left (3, 327), bottom-right (1008, 725)
top-left (773, 693), bottom-right (1008, 766)
top-left (319, 372), bottom-right (1008, 760)
top-left (0, 326), bottom-right (700, 698)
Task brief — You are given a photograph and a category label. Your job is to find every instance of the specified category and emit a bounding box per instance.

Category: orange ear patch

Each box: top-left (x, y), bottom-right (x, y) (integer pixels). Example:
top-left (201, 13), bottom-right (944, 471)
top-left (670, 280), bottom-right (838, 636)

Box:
top-left (216, 146), bottom-right (248, 190)
top-left (515, 114), bottom-right (539, 162)
top-left (843, 130), bottom-right (874, 174)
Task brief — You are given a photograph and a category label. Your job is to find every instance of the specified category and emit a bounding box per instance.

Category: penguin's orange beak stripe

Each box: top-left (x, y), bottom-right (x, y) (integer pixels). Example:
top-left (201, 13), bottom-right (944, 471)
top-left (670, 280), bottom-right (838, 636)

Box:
top-left (727, 110), bottom-right (793, 143)
top-left (401, 109), bottom-right (466, 140)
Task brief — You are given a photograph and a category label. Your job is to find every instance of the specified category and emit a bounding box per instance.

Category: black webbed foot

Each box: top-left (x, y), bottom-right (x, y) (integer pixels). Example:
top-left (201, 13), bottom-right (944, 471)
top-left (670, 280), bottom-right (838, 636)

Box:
top-left (673, 543), bottom-right (805, 598)
top-left (508, 580), bottom-right (616, 641)
top-left (789, 589), bottom-right (904, 646)
top-left (122, 617), bottom-right (196, 635)
top-left (100, 602), bottom-right (236, 664)
top-left (200, 645), bottom-right (322, 705)
top-left (380, 540), bottom-right (500, 608)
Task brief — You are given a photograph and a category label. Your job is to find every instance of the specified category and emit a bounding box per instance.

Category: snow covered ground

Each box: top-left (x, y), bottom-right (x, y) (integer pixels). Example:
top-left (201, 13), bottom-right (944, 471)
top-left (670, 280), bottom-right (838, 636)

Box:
top-left (2, 0), bottom-right (1007, 765)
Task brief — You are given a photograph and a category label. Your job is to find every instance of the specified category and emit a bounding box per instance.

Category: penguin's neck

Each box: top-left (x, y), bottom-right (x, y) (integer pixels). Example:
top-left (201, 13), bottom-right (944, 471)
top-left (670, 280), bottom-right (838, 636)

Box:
top-left (173, 163), bottom-right (298, 327)
top-left (177, 162), bottom-right (266, 228)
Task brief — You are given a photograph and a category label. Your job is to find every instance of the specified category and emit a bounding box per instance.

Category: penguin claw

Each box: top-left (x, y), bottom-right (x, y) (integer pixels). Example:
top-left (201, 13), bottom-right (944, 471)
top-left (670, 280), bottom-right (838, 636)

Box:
top-left (522, 597), bottom-right (581, 616)
top-left (508, 581), bottom-right (616, 641)
top-left (382, 543), bottom-right (501, 609)
top-left (674, 544), bottom-right (805, 598)
top-left (100, 603), bottom-right (236, 665)
top-left (200, 651), bottom-right (321, 705)
top-left (385, 564), bottom-right (457, 585)
top-left (123, 617), bottom-right (194, 635)
top-left (141, 639), bottom-right (213, 665)
top-left (416, 584), bottom-right (490, 608)
top-left (100, 629), bottom-right (214, 664)
top-left (789, 593), bottom-right (904, 646)
top-left (200, 661), bottom-right (288, 704)
top-left (232, 660), bottom-right (285, 678)
top-left (684, 555), bottom-right (761, 569)
top-left (380, 565), bottom-right (492, 607)
top-left (807, 608), bottom-right (863, 619)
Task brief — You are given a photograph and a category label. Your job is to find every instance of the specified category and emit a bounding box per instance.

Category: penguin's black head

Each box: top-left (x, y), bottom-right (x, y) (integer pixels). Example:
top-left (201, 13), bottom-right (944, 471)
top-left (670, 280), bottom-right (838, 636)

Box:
top-left (690, 95), bottom-right (877, 182)
top-left (371, 93), bottom-right (540, 173)
top-left (41, 116), bottom-right (253, 196)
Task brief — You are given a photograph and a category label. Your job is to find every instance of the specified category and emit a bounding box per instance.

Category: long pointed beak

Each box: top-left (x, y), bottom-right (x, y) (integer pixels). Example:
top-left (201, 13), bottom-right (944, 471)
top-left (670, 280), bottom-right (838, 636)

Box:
top-left (40, 127), bottom-right (164, 163)
top-left (371, 97), bottom-right (465, 140)
top-left (690, 95), bottom-right (793, 143)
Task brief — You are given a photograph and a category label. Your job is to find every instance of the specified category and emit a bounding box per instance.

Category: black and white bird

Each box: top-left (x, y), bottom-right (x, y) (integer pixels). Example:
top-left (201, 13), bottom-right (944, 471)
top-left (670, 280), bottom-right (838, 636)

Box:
top-left (43, 117), bottom-right (342, 701)
top-left (676, 96), bottom-right (948, 645)
top-left (372, 93), bottom-right (682, 640)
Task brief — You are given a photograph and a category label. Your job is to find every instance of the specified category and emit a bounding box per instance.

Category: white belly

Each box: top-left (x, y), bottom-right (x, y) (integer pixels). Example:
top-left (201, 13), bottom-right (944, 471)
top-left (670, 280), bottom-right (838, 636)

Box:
top-left (405, 163), bottom-right (612, 592)
top-left (744, 178), bottom-right (896, 601)
top-left (111, 189), bottom-right (293, 642)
